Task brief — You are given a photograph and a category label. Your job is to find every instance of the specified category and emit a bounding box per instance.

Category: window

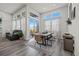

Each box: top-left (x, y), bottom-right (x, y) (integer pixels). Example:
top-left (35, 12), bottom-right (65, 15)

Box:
top-left (12, 20), bottom-right (16, 30)
top-left (29, 17), bottom-right (39, 33)
top-left (52, 19), bottom-right (59, 32)
top-left (45, 20), bottom-right (51, 32)
top-left (21, 17), bottom-right (25, 32)
top-left (43, 11), bottom-right (60, 20)
top-left (16, 19), bottom-right (21, 30)
top-left (43, 11), bottom-right (60, 32)
top-left (12, 19), bottom-right (21, 30)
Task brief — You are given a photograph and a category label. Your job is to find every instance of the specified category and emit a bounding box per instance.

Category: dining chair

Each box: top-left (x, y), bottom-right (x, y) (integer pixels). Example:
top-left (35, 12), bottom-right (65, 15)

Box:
top-left (46, 33), bottom-right (54, 46)
top-left (34, 34), bottom-right (44, 48)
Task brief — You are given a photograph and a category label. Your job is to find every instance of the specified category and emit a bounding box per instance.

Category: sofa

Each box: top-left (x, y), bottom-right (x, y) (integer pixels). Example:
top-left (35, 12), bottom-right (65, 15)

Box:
top-left (6, 30), bottom-right (23, 41)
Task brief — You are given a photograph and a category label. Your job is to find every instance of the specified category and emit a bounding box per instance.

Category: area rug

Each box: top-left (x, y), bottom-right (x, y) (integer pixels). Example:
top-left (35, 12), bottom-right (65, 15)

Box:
top-left (26, 38), bottom-right (57, 56)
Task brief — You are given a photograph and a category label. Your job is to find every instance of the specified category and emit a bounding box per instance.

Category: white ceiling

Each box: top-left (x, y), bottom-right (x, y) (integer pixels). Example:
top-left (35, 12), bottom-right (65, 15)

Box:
top-left (0, 3), bottom-right (25, 14)
top-left (0, 3), bottom-right (68, 14)
top-left (27, 3), bottom-right (68, 14)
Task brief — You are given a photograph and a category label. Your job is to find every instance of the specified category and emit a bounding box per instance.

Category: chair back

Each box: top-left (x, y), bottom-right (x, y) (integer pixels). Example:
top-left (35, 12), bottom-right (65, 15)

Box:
top-left (35, 34), bottom-right (43, 44)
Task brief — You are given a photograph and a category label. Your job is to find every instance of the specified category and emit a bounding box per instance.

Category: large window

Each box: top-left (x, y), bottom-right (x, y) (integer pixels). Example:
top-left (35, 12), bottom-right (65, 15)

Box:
top-left (51, 19), bottom-right (59, 32)
top-left (28, 17), bottom-right (39, 33)
top-left (21, 17), bottom-right (25, 33)
top-left (16, 19), bottom-right (21, 30)
top-left (45, 20), bottom-right (51, 32)
top-left (12, 18), bottom-right (21, 30)
top-left (43, 11), bottom-right (60, 20)
top-left (43, 11), bottom-right (60, 32)
top-left (12, 20), bottom-right (16, 30)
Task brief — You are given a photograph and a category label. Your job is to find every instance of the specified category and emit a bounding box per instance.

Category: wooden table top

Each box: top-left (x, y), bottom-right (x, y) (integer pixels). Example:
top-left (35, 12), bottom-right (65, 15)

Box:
top-left (34, 32), bottom-right (52, 36)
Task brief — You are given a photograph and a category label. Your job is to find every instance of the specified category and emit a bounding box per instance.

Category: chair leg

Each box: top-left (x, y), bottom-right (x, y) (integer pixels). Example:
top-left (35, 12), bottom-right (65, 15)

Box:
top-left (45, 40), bottom-right (48, 46)
top-left (40, 45), bottom-right (41, 48)
top-left (46, 40), bottom-right (48, 46)
top-left (48, 40), bottom-right (52, 46)
top-left (51, 41), bottom-right (52, 46)
top-left (34, 42), bottom-right (37, 47)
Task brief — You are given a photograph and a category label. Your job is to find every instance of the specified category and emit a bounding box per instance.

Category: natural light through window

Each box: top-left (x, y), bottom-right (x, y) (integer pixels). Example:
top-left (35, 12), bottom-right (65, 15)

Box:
top-left (43, 11), bottom-right (61, 32)
top-left (43, 11), bottom-right (60, 20)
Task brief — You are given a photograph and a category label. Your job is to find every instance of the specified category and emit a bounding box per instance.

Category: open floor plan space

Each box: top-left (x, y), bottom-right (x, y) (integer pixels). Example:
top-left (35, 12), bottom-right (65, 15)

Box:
top-left (0, 3), bottom-right (79, 56)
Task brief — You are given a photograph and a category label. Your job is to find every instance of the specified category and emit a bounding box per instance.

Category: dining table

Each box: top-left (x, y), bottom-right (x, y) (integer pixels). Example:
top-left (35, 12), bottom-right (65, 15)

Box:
top-left (34, 32), bottom-right (53, 46)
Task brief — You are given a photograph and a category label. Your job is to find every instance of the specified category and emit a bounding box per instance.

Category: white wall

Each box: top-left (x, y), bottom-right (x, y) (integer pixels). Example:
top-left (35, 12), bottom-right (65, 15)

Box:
top-left (0, 11), bottom-right (12, 37)
top-left (41, 6), bottom-right (68, 39)
top-left (59, 6), bottom-right (68, 39)
top-left (68, 4), bottom-right (79, 56)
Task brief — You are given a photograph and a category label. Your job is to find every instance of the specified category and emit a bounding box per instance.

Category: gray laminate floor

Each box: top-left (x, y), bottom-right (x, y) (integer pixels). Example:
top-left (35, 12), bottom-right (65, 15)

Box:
top-left (0, 37), bottom-right (73, 56)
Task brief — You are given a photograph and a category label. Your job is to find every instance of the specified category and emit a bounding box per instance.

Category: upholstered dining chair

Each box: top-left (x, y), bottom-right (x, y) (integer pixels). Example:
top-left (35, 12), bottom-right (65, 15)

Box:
top-left (46, 33), bottom-right (54, 46)
top-left (34, 34), bottom-right (44, 48)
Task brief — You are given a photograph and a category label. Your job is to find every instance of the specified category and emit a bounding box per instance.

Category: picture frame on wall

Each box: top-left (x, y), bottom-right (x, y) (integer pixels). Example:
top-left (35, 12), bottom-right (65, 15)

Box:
top-left (71, 6), bottom-right (76, 20)
top-left (69, 3), bottom-right (76, 20)
top-left (73, 7), bottom-right (76, 19)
